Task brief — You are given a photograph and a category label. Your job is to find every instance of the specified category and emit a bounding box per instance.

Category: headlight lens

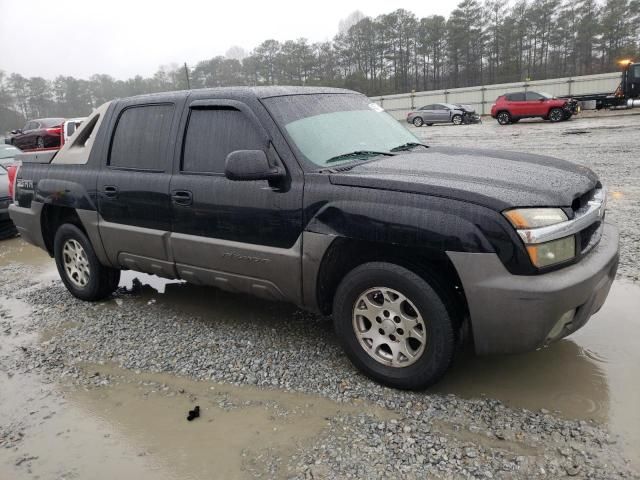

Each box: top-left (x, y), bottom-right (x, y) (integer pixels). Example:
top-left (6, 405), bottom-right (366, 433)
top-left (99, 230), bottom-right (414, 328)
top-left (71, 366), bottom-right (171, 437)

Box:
top-left (503, 208), bottom-right (575, 268)
top-left (503, 208), bottom-right (568, 229)
top-left (526, 236), bottom-right (576, 268)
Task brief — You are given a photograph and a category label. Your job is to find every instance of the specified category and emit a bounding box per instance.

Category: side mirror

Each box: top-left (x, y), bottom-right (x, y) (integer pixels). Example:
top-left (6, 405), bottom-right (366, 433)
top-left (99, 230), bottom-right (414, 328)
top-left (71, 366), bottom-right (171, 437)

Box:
top-left (539, 98), bottom-right (545, 102)
top-left (10, 130), bottom-right (19, 135)
top-left (225, 150), bottom-right (285, 181)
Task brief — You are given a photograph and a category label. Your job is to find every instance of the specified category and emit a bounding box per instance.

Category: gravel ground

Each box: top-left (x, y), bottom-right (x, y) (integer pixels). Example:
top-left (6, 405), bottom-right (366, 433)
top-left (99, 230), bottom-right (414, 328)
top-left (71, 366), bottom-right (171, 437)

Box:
top-left (2, 110), bottom-right (639, 479)
top-left (1, 263), bottom-right (638, 479)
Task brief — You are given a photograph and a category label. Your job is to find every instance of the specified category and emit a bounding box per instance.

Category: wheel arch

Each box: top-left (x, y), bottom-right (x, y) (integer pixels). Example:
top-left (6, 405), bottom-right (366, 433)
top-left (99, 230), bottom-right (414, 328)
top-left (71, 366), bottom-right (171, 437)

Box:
top-left (40, 204), bottom-right (111, 266)
top-left (314, 237), bottom-right (469, 333)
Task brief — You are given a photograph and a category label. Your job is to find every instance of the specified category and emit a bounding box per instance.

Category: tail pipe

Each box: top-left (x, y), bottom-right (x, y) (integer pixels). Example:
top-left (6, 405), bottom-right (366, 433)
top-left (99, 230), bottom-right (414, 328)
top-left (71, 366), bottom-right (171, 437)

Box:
top-left (627, 98), bottom-right (640, 108)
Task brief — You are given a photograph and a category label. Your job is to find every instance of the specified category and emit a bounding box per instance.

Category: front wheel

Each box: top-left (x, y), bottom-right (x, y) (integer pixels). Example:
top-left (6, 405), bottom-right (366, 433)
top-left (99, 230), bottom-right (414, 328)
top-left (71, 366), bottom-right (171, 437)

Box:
top-left (412, 117), bottom-right (424, 127)
top-left (54, 223), bottom-right (120, 301)
top-left (333, 262), bottom-right (455, 390)
top-left (549, 108), bottom-right (564, 122)
top-left (452, 114), bottom-right (463, 125)
top-left (496, 111), bottom-right (511, 125)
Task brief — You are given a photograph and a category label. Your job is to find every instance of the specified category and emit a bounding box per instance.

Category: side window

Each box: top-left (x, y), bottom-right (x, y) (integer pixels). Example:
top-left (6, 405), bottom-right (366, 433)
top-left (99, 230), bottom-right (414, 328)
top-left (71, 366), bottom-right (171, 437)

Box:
top-left (526, 92), bottom-right (544, 101)
top-left (109, 104), bottom-right (174, 171)
top-left (507, 93), bottom-right (525, 101)
top-left (182, 108), bottom-right (263, 174)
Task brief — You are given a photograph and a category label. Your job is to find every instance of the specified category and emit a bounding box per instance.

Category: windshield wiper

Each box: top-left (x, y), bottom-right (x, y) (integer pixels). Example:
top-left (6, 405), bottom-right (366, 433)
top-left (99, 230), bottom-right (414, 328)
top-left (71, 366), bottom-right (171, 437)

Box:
top-left (325, 150), bottom-right (395, 164)
top-left (390, 142), bottom-right (428, 152)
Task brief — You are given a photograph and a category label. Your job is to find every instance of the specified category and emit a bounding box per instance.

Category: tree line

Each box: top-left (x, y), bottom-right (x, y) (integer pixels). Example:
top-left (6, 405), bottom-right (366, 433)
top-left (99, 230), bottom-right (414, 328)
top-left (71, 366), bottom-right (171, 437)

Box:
top-left (1, 0), bottom-right (639, 132)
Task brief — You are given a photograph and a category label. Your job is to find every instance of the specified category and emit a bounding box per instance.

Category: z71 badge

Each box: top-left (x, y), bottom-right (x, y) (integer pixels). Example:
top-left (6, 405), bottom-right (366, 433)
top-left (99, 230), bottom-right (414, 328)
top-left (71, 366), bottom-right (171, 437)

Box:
top-left (16, 179), bottom-right (33, 190)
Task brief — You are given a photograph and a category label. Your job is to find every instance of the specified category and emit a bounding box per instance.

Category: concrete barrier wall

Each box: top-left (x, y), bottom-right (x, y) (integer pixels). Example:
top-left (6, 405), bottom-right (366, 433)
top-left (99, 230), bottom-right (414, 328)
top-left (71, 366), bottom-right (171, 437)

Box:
top-left (370, 72), bottom-right (621, 120)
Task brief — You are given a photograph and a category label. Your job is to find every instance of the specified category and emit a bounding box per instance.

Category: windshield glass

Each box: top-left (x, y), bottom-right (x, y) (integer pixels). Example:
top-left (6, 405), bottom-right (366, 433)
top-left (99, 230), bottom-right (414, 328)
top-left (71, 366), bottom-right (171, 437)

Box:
top-left (0, 146), bottom-right (20, 159)
top-left (263, 93), bottom-right (420, 167)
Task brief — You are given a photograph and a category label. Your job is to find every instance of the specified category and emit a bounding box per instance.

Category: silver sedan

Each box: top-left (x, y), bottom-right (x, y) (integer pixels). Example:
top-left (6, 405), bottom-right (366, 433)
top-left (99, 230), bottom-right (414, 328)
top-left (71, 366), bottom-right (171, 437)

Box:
top-left (406, 103), bottom-right (466, 127)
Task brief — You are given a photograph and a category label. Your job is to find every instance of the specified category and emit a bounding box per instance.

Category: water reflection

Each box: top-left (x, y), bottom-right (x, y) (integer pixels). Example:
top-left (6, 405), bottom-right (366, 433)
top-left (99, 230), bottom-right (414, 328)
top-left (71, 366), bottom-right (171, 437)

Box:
top-left (434, 340), bottom-right (609, 422)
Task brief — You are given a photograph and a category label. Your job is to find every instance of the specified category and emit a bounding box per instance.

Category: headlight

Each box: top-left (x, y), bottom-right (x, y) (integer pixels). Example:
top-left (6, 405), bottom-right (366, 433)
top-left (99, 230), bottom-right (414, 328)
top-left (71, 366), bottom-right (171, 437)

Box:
top-left (503, 208), bottom-right (568, 228)
top-left (503, 208), bottom-right (575, 268)
top-left (526, 236), bottom-right (576, 268)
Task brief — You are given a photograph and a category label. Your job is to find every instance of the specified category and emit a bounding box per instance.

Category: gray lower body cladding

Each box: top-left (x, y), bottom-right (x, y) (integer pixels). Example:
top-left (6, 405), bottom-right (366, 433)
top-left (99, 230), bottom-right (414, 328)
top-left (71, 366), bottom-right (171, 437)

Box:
top-left (448, 223), bottom-right (619, 355)
top-left (10, 201), bottom-right (336, 310)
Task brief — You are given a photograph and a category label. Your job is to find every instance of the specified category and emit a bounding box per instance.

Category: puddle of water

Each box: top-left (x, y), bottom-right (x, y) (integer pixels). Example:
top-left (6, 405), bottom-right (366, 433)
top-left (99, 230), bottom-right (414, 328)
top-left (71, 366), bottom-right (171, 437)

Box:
top-left (0, 363), bottom-right (386, 480)
top-left (67, 365), bottom-right (380, 480)
top-left (0, 237), bottom-right (51, 268)
top-left (436, 281), bottom-right (640, 468)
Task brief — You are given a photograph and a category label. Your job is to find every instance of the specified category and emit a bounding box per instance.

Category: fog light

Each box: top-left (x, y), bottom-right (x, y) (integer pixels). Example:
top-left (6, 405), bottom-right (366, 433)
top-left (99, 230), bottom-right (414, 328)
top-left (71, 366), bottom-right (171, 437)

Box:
top-left (546, 309), bottom-right (576, 343)
top-left (526, 236), bottom-right (576, 268)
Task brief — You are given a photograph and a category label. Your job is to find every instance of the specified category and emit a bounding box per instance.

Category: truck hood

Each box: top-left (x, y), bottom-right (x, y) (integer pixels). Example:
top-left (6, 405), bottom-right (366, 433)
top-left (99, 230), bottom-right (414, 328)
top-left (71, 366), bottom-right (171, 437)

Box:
top-left (329, 147), bottom-right (599, 211)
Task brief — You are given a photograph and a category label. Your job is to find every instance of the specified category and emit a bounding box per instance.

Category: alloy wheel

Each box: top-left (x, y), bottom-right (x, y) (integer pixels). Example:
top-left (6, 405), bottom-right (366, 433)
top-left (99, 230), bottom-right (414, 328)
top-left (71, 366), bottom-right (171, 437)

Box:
top-left (62, 239), bottom-right (90, 288)
top-left (352, 287), bottom-right (427, 368)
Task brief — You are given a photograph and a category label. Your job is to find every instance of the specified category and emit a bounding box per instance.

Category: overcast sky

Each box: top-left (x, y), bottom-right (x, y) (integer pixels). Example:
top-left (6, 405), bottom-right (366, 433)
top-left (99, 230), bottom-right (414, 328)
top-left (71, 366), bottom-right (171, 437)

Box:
top-left (0, 0), bottom-right (460, 80)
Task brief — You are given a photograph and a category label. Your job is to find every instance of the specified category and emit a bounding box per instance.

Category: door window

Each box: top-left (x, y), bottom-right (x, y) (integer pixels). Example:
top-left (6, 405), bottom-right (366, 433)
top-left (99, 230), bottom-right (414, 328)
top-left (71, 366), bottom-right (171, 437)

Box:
top-left (109, 104), bottom-right (174, 171)
top-left (507, 93), bottom-right (525, 101)
top-left (525, 92), bottom-right (545, 101)
top-left (181, 108), bottom-right (263, 174)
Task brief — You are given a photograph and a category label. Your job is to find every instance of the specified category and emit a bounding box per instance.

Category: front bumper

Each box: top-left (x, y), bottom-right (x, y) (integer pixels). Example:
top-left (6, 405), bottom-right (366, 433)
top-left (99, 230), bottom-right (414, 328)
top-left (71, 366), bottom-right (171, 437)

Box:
top-left (447, 223), bottom-right (619, 354)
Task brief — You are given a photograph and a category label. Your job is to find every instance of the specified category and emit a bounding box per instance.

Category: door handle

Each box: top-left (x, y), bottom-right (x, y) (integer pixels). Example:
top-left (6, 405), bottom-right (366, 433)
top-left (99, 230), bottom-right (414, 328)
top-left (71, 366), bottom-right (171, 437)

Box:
top-left (103, 185), bottom-right (118, 197)
top-left (171, 190), bottom-right (193, 206)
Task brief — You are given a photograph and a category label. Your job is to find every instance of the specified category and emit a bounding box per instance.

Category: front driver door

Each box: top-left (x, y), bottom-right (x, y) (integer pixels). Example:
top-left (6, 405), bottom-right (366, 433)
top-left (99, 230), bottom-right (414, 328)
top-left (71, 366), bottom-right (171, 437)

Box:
top-left (169, 97), bottom-right (304, 303)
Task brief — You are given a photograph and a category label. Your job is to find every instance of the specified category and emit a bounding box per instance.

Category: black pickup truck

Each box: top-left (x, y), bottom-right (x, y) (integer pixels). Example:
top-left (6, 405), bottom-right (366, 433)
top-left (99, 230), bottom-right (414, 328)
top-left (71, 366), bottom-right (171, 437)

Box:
top-left (9, 87), bottom-right (619, 389)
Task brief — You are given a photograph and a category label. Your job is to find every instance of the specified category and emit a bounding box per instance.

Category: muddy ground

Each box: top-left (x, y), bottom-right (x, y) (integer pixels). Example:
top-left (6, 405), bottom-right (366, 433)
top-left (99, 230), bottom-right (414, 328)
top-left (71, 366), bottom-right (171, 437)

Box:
top-left (1, 110), bottom-right (639, 479)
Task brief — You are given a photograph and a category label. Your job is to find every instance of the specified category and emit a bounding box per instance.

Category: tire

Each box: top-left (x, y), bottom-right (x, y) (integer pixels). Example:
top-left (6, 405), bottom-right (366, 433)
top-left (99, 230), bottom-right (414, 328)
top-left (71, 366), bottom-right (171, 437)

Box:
top-left (54, 223), bottom-right (120, 301)
top-left (412, 117), bottom-right (424, 127)
top-left (496, 111), bottom-right (511, 125)
top-left (36, 137), bottom-right (45, 149)
top-left (549, 108), bottom-right (564, 122)
top-left (333, 262), bottom-right (456, 390)
top-left (452, 114), bottom-right (463, 125)
top-left (0, 221), bottom-right (18, 240)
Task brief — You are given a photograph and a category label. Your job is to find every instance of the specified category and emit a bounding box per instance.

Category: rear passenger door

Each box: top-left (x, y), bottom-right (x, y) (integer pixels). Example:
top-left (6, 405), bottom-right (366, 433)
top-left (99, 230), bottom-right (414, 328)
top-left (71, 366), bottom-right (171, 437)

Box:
top-left (507, 93), bottom-right (527, 117)
top-left (169, 98), bottom-right (304, 303)
top-left (97, 100), bottom-right (183, 276)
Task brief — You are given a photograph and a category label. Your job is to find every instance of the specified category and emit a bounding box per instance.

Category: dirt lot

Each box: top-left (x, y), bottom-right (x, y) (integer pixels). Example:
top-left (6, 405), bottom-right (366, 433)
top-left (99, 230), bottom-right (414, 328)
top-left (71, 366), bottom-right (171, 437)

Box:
top-left (1, 110), bottom-right (639, 479)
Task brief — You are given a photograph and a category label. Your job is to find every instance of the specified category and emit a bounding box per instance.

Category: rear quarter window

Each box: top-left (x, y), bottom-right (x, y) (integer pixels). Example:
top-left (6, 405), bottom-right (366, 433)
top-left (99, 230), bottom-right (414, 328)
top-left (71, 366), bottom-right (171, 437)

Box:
top-left (109, 104), bottom-right (175, 171)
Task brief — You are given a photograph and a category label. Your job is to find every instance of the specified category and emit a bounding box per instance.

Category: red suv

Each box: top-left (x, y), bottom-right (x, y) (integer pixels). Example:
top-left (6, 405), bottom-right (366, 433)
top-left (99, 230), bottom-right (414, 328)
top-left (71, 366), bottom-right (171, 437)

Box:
top-left (491, 92), bottom-right (578, 125)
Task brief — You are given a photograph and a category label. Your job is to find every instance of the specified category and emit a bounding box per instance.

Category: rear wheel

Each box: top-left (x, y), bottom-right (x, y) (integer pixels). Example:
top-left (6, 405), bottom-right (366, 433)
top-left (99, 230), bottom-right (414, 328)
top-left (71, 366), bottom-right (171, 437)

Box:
top-left (54, 223), bottom-right (120, 301)
top-left (412, 117), bottom-right (424, 127)
top-left (452, 114), bottom-right (463, 125)
top-left (333, 262), bottom-right (455, 390)
top-left (497, 111), bottom-right (511, 125)
top-left (549, 108), bottom-right (564, 122)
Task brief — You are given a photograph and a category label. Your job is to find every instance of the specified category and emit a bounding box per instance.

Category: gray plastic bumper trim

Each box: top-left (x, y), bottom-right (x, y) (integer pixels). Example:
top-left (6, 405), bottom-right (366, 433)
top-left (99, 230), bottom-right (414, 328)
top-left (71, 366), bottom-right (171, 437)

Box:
top-left (447, 223), bottom-right (619, 355)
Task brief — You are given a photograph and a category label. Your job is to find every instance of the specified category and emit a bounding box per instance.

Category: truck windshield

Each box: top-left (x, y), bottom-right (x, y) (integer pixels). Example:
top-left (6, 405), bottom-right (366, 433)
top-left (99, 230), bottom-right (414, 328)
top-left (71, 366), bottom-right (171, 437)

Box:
top-left (263, 93), bottom-right (420, 167)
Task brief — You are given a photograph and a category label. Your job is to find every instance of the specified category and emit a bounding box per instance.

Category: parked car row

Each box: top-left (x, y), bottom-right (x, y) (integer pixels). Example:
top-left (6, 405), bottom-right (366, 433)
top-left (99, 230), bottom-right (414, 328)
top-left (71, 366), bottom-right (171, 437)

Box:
top-left (4, 117), bottom-right (86, 150)
top-left (406, 91), bottom-right (580, 127)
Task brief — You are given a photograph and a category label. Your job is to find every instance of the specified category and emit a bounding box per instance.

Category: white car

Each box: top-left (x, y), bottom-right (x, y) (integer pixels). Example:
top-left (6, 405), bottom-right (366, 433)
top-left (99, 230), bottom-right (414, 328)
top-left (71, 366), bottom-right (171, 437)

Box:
top-left (63, 118), bottom-right (86, 144)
